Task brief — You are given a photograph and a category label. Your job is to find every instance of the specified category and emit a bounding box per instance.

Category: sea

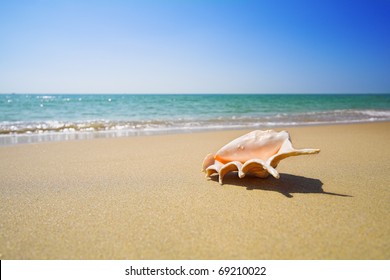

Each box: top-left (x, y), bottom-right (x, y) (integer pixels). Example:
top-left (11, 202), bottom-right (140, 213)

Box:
top-left (1, 94), bottom-right (389, 145)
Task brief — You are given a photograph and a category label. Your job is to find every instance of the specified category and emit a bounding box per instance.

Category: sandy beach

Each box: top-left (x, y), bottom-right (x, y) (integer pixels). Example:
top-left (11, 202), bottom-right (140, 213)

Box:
top-left (0, 122), bottom-right (389, 259)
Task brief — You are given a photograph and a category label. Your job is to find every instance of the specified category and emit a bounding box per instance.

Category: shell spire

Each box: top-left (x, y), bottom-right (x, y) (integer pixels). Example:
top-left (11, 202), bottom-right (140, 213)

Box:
top-left (202, 130), bottom-right (320, 184)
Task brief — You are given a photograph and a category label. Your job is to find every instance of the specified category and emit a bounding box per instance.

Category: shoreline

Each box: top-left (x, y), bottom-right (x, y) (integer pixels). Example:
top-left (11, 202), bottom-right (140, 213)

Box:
top-left (1, 122), bottom-right (389, 259)
top-left (1, 119), bottom-right (390, 147)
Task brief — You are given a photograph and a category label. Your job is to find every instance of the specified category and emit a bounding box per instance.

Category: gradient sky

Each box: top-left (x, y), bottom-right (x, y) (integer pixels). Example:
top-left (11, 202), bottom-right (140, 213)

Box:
top-left (0, 0), bottom-right (389, 93)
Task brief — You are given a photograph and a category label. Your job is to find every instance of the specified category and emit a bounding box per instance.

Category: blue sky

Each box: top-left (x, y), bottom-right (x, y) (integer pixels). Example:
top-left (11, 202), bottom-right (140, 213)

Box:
top-left (0, 0), bottom-right (389, 93)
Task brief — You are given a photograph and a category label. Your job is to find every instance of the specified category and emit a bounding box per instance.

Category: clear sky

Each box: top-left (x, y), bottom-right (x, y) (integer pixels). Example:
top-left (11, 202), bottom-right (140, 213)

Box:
top-left (0, 0), bottom-right (389, 94)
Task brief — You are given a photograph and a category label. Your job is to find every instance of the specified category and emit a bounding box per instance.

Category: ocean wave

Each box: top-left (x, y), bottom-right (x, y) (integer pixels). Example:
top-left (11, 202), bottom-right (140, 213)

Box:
top-left (1, 109), bottom-right (390, 145)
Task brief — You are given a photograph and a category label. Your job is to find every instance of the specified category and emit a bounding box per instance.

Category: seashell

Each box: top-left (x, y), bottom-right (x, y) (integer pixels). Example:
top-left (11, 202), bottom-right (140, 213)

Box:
top-left (202, 130), bottom-right (320, 184)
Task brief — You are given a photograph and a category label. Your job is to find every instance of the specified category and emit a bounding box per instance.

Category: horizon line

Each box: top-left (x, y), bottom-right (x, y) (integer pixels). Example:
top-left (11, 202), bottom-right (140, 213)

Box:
top-left (1, 92), bottom-right (389, 95)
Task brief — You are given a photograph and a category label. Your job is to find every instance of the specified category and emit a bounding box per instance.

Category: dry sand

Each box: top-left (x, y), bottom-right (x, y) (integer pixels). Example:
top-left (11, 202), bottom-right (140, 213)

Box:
top-left (0, 122), bottom-right (389, 259)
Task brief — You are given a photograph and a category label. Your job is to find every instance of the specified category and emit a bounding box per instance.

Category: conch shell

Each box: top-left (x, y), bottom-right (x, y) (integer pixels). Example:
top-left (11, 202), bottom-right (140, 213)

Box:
top-left (202, 130), bottom-right (320, 184)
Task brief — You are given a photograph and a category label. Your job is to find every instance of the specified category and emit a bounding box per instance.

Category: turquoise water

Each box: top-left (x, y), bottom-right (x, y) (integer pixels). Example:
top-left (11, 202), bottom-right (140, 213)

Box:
top-left (1, 94), bottom-right (389, 145)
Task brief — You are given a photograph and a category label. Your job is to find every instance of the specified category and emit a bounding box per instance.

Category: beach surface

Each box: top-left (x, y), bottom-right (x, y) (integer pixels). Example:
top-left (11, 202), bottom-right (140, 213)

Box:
top-left (1, 122), bottom-right (389, 259)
